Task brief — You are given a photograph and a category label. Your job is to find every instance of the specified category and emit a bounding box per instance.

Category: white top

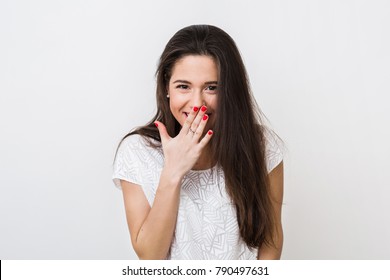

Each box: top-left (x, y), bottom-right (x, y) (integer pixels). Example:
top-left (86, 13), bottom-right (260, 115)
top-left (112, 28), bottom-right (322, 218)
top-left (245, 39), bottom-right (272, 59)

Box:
top-left (112, 128), bottom-right (283, 260)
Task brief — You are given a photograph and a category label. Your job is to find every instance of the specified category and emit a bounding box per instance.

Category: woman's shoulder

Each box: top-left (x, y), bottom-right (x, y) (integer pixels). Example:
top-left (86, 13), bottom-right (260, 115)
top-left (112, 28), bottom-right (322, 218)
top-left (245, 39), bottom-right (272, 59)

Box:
top-left (262, 126), bottom-right (282, 147)
top-left (113, 133), bottom-right (162, 192)
top-left (119, 133), bottom-right (159, 151)
top-left (119, 133), bottom-right (144, 147)
top-left (116, 133), bottom-right (163, 162)
top-left (261, 126), bottom-right (285, 173)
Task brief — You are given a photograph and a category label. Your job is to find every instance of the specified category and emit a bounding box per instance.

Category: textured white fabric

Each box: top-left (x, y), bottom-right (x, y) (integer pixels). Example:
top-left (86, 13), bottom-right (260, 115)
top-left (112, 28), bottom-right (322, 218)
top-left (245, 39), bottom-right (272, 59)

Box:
top-left (112, 128), bottom-right (283, 259)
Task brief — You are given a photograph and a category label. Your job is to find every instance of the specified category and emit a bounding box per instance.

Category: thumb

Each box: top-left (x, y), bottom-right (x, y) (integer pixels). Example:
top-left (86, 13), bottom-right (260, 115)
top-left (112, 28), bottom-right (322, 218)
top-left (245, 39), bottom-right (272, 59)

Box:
top-left (154, 121), bottom-right (170, 144)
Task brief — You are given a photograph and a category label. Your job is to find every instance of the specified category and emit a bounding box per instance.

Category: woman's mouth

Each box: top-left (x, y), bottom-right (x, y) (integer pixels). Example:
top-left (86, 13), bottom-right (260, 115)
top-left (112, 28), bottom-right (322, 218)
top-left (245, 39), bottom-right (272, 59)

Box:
top-left (183, 112), bottom-right (212, 118)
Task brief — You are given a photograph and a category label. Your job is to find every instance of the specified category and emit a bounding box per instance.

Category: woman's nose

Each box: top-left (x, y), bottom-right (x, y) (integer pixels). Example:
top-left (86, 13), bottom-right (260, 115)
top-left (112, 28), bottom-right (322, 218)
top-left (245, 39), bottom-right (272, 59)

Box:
top-left (190, 90), bottom-right (204, 108)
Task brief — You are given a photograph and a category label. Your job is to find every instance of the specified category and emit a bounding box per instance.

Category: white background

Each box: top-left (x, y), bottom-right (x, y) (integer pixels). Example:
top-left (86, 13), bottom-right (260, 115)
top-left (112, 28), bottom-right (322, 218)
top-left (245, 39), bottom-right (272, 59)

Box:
top-left (0, 0), bottom-right (389, 259)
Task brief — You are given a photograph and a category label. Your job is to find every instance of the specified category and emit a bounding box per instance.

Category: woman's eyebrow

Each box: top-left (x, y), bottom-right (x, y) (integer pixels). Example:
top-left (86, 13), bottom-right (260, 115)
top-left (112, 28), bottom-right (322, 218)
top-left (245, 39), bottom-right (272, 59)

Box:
top-left (173, 80), bottom-right (191, 84)
top-left (172, 80), bottom-right (218, 85)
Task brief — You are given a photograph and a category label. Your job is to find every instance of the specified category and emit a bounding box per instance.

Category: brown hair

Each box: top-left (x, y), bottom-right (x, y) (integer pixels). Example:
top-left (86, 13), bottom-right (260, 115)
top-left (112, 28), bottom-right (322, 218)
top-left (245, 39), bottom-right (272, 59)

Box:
top-left (117, 25), bottom-right (277, 249)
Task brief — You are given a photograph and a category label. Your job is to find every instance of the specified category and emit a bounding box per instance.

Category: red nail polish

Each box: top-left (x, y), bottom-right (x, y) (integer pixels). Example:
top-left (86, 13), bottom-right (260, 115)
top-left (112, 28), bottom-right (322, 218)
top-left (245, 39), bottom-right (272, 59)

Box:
top-left (208, 130), bottom-right (213, 135)
top-left (201, 105), bottom-right (207, 112)
top-left (193, 106), bottom-right (199, 112)
top-left (154, 122), bottom-right (158, 127)
top-left (203, 114), bottom-right (208, 121)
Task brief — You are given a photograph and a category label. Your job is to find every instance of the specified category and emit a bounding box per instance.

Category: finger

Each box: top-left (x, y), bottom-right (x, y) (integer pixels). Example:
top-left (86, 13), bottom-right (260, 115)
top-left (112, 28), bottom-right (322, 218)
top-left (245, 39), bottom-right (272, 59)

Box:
top-left (154, 121), bottom-right (171, 144)
top-left (192, 113), bottom-right (209, 140)
top-left (189, 105), bottom-right (207, 136)
top-left (198, 129), bottom-right (214, 148)
top-left (181, 106), bottom-right (200, 135)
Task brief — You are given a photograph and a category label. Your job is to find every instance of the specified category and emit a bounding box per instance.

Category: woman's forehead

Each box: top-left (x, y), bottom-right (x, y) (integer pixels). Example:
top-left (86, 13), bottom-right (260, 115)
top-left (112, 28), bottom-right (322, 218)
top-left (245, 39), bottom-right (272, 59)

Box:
top-left (170, 55), bottom-right (218, 83)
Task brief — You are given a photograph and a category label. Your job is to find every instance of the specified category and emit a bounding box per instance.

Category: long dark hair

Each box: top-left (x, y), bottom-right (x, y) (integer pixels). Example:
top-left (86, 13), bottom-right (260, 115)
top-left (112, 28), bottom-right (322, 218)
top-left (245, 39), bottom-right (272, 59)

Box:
top-left (116, 25), bottom-right (277, 249)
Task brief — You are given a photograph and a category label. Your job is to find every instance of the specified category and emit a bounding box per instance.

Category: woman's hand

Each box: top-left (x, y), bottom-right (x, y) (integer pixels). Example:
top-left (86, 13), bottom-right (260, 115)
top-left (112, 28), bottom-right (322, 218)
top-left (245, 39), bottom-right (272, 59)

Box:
top-left (154, 105), bottom-right (213, 181)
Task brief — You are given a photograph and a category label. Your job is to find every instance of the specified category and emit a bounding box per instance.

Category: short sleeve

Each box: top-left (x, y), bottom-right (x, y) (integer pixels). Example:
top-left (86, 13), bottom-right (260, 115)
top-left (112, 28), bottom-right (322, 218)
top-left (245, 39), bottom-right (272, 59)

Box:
top-left (112, 135), bottom-right (144, 189)
top-left (263, 127), bottom-right (284, 173)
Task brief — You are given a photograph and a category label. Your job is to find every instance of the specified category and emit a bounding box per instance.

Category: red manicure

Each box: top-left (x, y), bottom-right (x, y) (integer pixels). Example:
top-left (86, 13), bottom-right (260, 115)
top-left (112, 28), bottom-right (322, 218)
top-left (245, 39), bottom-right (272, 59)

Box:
top-left (203, 114), bottom-right (208, 121)
top-left (201, 105), bottom-right (207, 112)
top-left (154, 122), bottom-right (158, 127)
top-left (208, 130), bottom-right (213, 135)
top-left (193, 106), bottom-right (199, 112)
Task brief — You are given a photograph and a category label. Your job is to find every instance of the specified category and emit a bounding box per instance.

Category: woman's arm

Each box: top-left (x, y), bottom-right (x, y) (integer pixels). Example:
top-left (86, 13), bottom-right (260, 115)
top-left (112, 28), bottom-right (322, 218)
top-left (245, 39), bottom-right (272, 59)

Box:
top-left (121, 106), bottom-right (212, 259)
top-left (257, 161), bottom-right (284, 260)
top-left (121, 167), bottom-right (182, 259)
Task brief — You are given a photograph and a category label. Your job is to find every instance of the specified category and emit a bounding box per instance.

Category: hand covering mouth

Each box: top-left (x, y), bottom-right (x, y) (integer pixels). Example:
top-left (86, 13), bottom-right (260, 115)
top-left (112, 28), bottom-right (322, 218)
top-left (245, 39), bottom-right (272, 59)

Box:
top-left (183, 112), bottom-right (212, 117)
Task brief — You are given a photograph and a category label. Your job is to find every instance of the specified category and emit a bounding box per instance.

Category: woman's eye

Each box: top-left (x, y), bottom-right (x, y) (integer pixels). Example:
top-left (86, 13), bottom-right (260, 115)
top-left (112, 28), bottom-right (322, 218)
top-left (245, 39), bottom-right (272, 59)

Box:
top-left (176, 84), bottom-right (189, 89)
top-left (205, 85), bottom-right (217, 92)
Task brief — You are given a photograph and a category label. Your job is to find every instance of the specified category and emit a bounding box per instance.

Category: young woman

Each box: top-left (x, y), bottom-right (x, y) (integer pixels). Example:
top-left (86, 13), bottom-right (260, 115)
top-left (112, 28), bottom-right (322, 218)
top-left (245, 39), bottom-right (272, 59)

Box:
top-left (113, 24), bottom-right (284, 260)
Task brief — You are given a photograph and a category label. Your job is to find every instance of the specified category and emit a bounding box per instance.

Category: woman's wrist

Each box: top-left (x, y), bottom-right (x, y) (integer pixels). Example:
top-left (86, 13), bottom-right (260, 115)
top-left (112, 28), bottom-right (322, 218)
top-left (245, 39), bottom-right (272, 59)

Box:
top-left (160, 166), bottom-right (185, 188)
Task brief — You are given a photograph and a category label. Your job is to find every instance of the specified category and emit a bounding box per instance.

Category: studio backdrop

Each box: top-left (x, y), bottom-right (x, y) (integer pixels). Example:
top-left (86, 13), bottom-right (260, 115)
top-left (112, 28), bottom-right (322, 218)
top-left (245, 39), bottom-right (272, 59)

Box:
top-left (0, 0), bottom-right (389, 259)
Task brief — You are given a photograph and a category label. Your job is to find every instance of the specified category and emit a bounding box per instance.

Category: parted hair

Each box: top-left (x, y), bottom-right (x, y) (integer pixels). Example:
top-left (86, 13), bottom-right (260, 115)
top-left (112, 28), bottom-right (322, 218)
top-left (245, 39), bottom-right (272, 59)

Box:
top-left (117, 24), bottom-right (277, 250)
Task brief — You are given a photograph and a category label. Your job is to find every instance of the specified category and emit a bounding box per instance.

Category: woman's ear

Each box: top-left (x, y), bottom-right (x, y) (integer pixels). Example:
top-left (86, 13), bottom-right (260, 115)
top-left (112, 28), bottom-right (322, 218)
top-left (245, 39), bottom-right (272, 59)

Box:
top-left (166, 86), bottom-right (170, 98)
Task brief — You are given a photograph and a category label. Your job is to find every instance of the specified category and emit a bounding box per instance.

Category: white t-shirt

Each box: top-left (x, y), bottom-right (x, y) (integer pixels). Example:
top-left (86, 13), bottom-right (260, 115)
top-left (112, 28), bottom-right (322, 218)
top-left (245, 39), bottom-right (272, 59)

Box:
top-left (112, 128), bottom-right (283, 259)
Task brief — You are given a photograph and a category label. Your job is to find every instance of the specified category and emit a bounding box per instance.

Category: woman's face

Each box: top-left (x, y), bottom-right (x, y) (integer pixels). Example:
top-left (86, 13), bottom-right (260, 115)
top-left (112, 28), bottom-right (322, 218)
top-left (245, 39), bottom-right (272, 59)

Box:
top-left (167, 55), bottom-right (218, 132)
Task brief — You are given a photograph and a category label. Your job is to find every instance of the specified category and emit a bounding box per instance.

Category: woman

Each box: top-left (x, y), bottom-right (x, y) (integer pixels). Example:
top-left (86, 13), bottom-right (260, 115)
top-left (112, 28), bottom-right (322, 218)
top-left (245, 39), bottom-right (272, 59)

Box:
top-left (113, 24), bottom-right (284, 260)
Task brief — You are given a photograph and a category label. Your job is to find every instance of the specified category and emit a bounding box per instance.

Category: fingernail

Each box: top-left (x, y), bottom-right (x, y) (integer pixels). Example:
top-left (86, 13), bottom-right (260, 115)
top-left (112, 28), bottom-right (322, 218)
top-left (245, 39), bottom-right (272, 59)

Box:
top-left (203, 114), bottom-right (208, 121)
top-left (193, 106), bottom-right (199, 112)
top-left (154, 122), bottom-right (158, 127)
top-left (208, 130), bottom-right (213, 135)
top-left (201, 105), bottom-right (207, 112)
